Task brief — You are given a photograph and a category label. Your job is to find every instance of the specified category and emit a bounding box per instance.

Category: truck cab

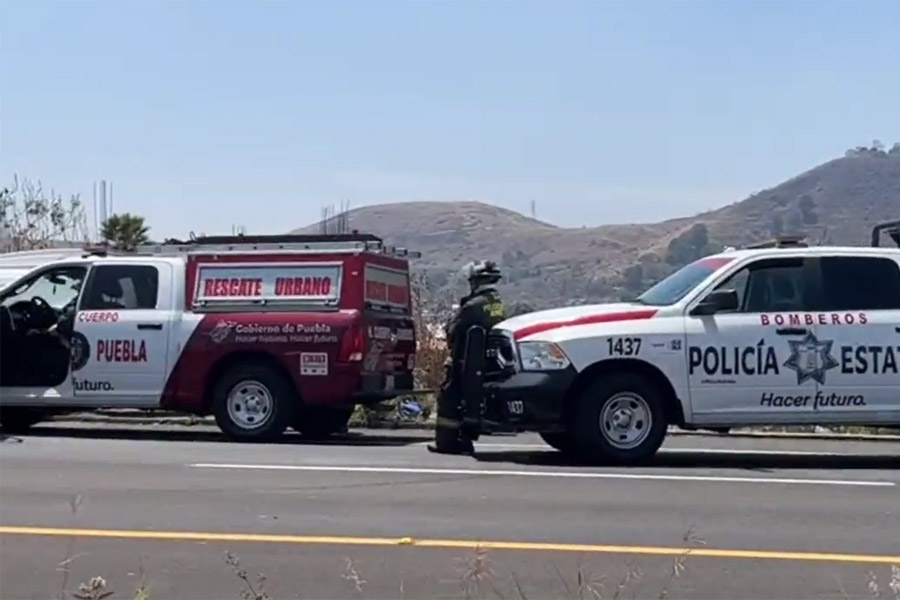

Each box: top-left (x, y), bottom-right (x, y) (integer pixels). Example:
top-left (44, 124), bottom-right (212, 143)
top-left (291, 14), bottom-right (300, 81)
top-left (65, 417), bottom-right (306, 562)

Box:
top-left (0, 233), bottom-right (420, 442)
top-left (481, 221), bottom-right (900, 464)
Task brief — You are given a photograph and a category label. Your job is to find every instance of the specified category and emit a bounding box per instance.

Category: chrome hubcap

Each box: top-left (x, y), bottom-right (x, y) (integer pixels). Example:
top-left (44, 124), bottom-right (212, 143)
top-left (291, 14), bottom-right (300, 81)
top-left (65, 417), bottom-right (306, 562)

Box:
top-left (600, 393), bottom-right (652, 449)
top-left (227, 380), bottom-right (273, 430)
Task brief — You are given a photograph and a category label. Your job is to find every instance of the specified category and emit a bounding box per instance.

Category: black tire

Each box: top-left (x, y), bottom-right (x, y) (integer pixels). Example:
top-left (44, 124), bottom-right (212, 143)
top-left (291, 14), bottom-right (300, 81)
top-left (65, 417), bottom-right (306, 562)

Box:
top-left (572, 372), bottom-right (668, 465)
top-left (0, 407), bottom-right (43, 434)
top-left (211, 363), bottom-right (297, 443)
top-left (539, 431), bottom-right (580, 455)
top-left (294, 406), bottom-right (353, 439)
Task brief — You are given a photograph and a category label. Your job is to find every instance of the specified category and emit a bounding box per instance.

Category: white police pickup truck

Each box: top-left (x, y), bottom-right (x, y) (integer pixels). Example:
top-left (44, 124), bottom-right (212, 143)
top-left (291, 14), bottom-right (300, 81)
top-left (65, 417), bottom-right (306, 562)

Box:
top-left (483, 220), bottom-right (900, 464)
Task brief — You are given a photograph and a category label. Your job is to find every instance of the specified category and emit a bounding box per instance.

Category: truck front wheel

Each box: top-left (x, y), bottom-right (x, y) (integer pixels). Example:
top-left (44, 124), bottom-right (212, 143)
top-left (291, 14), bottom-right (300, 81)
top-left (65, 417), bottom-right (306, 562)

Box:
top-left (572, 373), bottom-right (668, 465)
top-left (539, 431), bottom-right (579, 455)
top-left (212, 364), bottom-right (297, 443)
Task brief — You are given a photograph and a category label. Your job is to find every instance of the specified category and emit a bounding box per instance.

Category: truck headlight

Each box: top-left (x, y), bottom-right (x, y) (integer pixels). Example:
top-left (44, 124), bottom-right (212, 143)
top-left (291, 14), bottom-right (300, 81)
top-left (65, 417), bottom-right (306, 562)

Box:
top-left (517, 341), bottom-right (571, 371)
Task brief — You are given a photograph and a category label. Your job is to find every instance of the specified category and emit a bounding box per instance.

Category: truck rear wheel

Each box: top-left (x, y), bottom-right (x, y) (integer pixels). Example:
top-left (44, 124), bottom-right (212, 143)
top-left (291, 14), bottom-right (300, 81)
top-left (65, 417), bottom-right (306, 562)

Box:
top-left (572, 373), bottom-right (668, 465)
top-left (294, 406), bottom-right (353, 439)
top-left (212, 364), bottom-right (297, 443)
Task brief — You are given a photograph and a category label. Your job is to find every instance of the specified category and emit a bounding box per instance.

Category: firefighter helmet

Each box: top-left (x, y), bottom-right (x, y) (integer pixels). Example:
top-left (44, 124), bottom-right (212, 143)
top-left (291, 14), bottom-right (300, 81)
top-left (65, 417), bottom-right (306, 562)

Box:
top-left (461, 260), bottom-right (502, 287)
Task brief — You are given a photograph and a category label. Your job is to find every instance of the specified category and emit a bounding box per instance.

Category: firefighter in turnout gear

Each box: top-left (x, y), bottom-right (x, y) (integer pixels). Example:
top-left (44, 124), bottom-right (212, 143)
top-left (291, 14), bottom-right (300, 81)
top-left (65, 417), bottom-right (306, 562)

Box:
top-left (427, 260), bottom-right (506, 455)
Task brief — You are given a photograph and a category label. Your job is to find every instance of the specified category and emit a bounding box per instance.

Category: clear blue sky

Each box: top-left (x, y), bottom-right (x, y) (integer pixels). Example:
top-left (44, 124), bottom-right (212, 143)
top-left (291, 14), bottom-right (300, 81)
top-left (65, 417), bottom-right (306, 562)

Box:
top-left (2, 0), bottom-right (898, 239)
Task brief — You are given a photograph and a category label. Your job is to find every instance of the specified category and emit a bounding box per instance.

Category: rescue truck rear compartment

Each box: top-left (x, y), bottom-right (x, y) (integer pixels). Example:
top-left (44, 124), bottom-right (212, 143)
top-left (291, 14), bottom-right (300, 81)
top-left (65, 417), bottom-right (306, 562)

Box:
top-left (178, 246), bottom-right (416, 405)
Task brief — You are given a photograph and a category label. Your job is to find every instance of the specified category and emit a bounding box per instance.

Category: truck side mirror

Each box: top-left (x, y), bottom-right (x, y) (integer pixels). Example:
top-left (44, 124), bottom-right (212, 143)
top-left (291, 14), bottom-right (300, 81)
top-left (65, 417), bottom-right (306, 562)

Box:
top-left (690, 289), bottom-right (738, 316)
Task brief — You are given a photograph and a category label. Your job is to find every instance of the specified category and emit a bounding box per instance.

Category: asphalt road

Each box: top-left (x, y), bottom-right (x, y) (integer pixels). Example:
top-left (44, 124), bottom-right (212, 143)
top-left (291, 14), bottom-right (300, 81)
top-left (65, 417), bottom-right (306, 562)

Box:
top-left (1, 425), bottom-right (899, 599)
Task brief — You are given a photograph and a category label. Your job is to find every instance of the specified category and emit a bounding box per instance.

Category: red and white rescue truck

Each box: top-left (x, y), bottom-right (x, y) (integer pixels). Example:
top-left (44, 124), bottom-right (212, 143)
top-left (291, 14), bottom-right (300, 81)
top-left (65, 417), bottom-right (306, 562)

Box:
top-left (0, 233), bottom-right (419, 441)
top-left (481, 220), bottom-right (900, 464)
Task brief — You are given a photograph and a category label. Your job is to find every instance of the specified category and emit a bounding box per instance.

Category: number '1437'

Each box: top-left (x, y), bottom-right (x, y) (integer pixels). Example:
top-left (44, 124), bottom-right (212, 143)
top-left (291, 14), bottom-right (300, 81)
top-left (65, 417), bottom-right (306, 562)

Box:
top-left (607, 337), bottom-right (641, 356)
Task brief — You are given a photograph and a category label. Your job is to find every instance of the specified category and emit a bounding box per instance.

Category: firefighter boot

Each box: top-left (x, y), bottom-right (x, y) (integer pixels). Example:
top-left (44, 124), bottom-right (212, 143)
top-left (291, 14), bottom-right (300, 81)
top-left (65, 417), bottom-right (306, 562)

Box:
top-left (427, 423), bottom-right (474, 456)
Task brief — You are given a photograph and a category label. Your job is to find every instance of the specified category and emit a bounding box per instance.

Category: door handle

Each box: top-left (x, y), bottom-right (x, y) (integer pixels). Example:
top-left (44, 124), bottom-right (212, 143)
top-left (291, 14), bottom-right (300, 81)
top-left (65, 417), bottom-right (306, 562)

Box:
top-left (137, 323), bottom-right (163, 331)
top-left (776, 327), bottom-right (808, 336)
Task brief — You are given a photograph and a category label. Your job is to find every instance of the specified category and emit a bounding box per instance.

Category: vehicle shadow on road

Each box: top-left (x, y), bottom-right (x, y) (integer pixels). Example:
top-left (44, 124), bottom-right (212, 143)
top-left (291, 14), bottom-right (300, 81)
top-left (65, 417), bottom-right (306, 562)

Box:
top-left (472, 449), bottom-right (900, 471)
top-left (17, 426), bottom-right (432, 447)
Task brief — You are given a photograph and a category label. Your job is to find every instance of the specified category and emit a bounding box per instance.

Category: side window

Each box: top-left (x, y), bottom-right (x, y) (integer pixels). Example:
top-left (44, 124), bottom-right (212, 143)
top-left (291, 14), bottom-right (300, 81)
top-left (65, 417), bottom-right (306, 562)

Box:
top-left (712, 268), bottom-right (749, 311)
top-left (818, 256), bottom-right (900, 310)
top-left (712, 257), bottom-right (810, 313)
top-left (81, 265), bottom-right (159, 310)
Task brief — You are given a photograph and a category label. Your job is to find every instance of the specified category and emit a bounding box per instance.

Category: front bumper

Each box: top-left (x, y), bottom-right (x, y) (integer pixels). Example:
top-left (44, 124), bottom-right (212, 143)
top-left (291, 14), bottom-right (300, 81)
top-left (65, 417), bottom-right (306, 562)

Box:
top-left (483, 367), bottom-right (577, 433)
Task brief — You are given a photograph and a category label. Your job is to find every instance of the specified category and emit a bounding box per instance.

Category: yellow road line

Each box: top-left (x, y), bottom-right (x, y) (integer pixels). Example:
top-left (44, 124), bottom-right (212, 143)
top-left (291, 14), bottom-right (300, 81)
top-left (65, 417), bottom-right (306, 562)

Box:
top-left (1, 525), bottom-right (898, 565)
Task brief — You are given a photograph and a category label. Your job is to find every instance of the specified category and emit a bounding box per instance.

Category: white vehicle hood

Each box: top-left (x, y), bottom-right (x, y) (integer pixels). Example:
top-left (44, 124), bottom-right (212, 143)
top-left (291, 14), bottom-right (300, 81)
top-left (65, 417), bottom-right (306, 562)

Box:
top-left (497, 302), bottom-right (658, 342)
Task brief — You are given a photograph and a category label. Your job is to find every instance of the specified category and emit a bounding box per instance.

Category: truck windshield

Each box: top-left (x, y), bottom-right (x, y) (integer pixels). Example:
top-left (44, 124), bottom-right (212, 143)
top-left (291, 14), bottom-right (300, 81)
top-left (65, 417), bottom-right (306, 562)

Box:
top-left (1, 266), bottom-right (86, 309)
top-left (636, 256), bottom-right (734, 306)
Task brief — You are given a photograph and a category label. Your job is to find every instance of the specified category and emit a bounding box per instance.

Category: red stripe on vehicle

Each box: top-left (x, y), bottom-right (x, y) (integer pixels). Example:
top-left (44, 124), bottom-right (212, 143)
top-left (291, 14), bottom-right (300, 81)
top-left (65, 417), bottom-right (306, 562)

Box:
top-left (698, 256), bottom-right (735, 269)
top-left (514, 309), bottom-right (658, 341)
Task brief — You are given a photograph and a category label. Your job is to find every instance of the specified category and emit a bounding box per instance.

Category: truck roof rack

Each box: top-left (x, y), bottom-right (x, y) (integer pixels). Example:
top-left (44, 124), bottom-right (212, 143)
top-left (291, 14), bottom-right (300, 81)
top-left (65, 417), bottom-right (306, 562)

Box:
top-left (84, 231), bottom-right (421, 259)
top-left (745, 234), bottom-right (809, 249)
top-left (871, 220), bottom-right (900, 248)
top-left (166, 232), bottom-right (385, 245)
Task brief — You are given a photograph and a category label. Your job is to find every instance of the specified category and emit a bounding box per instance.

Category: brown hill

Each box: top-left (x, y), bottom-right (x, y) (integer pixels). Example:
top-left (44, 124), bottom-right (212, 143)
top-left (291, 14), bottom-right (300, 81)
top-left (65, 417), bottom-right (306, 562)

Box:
top-left (293, 147), bottom-right (900, 308)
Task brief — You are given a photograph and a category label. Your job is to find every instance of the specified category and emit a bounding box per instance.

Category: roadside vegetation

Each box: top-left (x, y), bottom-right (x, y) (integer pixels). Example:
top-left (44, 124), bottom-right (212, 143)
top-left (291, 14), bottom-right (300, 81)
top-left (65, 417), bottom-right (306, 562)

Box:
top-left (38, 494), bottom-right (900, 599)
top-left (0, 174), bottom-right (152, 252)
top-left (0, 175), bottom-right (90, 252)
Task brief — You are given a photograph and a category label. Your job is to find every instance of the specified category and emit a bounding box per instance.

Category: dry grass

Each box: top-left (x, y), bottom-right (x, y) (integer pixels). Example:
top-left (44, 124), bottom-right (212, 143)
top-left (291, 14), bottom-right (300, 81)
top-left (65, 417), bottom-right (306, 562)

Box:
top-left (225, 551), bottom-right (271, 600)
top-left (49, 542), bottom-right (900, 600)
top-left (341, 558), bottom-right (367, 598)
top-left (866, 565), bottom-right (900, 599)
top-left (51, 494), bottom-right (152, 600)
top-left (39, 495), bottom-right (900, 600)
top-left (214, 547), bottom-right (900, 600)
top-left (71, 576), bottom-right (114, 600)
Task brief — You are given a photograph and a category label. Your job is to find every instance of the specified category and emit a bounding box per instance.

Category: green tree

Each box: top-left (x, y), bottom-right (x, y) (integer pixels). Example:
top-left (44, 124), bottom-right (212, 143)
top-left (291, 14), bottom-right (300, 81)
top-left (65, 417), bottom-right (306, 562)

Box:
top-left (687, 223), bottom-right (709, 249)
top-left (622, 263), bottom-right (644, 292)
top-left (100, 213), bottom-right (150, 250)
top-left (797, 195), bottom-right (818, 225)
top-left (785, 209), bottom-right (804, 234)
top-left (666, 223), bottom-right (710, 266)
top-left (506, 300), bottom-right (535, 317)
top-left (770, 214), bottom-right (784, 237)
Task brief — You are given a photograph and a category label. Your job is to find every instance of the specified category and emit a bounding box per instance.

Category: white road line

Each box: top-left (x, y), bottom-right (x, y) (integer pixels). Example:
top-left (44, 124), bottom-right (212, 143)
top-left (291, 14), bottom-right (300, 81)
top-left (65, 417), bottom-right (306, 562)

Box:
top-left (189, 463), bottom-right (895, 487)
top-left (464, 443), bottom-right (861, 457)
top-left (665, 447), bottom-right (860, 457)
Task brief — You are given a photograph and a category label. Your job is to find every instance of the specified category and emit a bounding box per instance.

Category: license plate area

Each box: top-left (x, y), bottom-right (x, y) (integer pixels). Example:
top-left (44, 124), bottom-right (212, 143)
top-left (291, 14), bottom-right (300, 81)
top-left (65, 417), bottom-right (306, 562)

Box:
top-left (506, 399), bottom-right (524, 416)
